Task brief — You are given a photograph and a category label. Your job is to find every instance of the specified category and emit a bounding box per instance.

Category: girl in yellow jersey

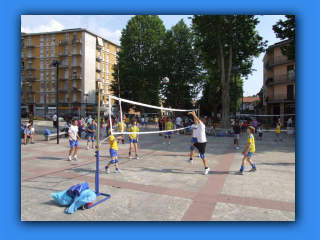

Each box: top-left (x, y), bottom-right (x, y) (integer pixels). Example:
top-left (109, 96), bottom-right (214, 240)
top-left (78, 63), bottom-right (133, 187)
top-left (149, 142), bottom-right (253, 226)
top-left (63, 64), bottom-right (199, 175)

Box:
top-left (235, 126), bottom-right (257, 175)
top-left (155, 116), bottom-right (158, 127)
top-left (117, 118), bottom-right (127, 144)
top-left (105, 128), bottom-right (124, 174)
top-left (275, 123), bottom-right (282, 141)
top-left (129, 119), bottom-right (140, 159)
top-left (163, 117), bottom-right (173, 145)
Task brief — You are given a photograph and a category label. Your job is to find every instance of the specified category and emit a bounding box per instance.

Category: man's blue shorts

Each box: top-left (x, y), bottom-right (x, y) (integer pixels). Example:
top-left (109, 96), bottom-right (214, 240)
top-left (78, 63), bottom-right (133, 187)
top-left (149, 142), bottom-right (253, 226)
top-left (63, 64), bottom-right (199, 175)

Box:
top-left (176, 124), bottom-right (181, 128)
top-left (166, 131), bottom-right (172, 135)
top-left (141, 122), bottom-right (144, 126)
top-left (110, 148), bottom-right (117, 157)
top-left (129, 138), bottom-right (137, 144)
top-left (88, 134), bottom-right (95, 138)
top-left (191, 137), bottom-right (198, 144)
top-left (247, 152), bottom-right (253, 157)
top-left (69, 139), bottom-right (79, 148)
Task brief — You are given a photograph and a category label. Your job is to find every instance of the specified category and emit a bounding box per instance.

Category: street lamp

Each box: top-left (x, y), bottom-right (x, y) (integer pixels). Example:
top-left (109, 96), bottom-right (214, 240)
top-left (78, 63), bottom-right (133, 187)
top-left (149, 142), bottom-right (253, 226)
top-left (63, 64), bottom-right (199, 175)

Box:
top-left (84, 93), bottom-right (89, 117)
top-left (50, 59), bottom-right (66, 144)
top-left (232, 65), bottom-right (239, 121)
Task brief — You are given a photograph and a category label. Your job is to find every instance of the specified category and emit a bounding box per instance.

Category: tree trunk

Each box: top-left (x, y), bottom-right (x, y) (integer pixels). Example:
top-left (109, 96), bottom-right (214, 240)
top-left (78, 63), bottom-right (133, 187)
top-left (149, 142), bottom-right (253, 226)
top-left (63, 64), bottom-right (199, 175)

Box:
top-left (221, 85), bottom-right (230, 128)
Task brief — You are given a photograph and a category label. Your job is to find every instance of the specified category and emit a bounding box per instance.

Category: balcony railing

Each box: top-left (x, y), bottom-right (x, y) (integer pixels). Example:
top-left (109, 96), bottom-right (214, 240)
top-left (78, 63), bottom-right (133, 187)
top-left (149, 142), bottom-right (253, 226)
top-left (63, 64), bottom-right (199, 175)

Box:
top-left (96, 67), bottom-right (102, 72)
top-left (59, 52), bottom-right (69, 57)
top-left (96, 55), bottom-right (102, 60)
top-left (25, 42), bottom-right (36, 48)
top-left (26, 54), bottom-right (36, 59)
top-left (70, 74), bottom-right (82, 79)
top-left (72, 50), bottom-right (82, 56)
top-left (27, 88), bottom-right (36, 93)
top-left (27, 99), bottom-right (35, 103)
top-left (266, 73), bottom-right (295, 86)
top-left (59, 76), bottom-right (69, 80)
top-left (265, 55), bottom-right (293, 69)
top-left (71, 87), bottom-right (81, 91)
top-left (26, 66), bottom-right (36, 70)
top-left (58, 40), bottom-right (69, 45)
top-left (25, 76), bottom-right (36, 81)
top-left (96, 44), bottom-right (103, 49)
top-left (72, 63), bottom-right (82, 68)
top-left (59, 88), bottom-right (69, 92)
top-left (265, 93), bottom-right (295, 103)
top-left (72, 38), bottom-right (82, 44)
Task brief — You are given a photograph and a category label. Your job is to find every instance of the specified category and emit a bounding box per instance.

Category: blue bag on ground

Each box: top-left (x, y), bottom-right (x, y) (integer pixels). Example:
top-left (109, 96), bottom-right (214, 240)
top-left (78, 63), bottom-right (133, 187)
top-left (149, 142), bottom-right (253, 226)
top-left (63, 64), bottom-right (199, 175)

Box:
top-left (51, 190), bottom-right (74, 206)
top-left (66, 184), bottom-right (80, 198)
top-left (74, 182), bottom-right (90, 197)
top-left (44, 129), bottom-right (51, 135)
top-left (65, 189), bottom-right (97, 214)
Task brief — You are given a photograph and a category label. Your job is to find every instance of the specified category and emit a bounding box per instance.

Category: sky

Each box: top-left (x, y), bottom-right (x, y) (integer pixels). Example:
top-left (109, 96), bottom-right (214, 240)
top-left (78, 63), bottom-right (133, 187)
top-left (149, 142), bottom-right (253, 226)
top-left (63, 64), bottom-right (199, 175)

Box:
top-left (21, 15), bottom-right (286, 98)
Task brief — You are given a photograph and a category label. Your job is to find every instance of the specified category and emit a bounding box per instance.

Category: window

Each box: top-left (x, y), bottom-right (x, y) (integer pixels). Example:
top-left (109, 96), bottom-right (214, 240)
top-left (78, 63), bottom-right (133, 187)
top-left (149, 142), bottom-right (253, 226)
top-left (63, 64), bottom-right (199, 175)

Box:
top-left (40, 94), bottom-right (44, 102)
top-left (46, 71), bottom-right (49, 80)
top-left (73, 45), bottom-right (77, 54)
top-left (27, 37), bottom-right (31, 45)
top-left (46, 82), bottom-right (49, 90)
top-left (65, 70), bottom-right (69, 79)
top-left (107, 53), bottom-right (109, 62)
top-left (40, 47), bottom-right (44, 57)
top-left (97, 73), bottom-right (100, 79)
top-left (21, 49), bottom-right (24, 58)
top-left (73, 32), bottom-right (77, 40)
top-left (51, 82), bottom-right (55, 91)
top-left (51, 48), bottom-right (55, 56)
top-left (46, 47), bottom-right (49, 56)
top-left (46, 35), bottom-right (49, 45)
top-left (107, 63), bottom-right (109, 72)
top-left (40, 36), bottom-right (44, 46)
top-left (51, 70), bottom-right (55, 79)
top-left (21, 73), bottom-right (25, 81)
top-left (28, 61), bottom-right (32, 69)
top-left (65, 81), bottom-right (68, 90)
top-left (46, 59), bottom-right (49, 68)
top-left (65, 57), bottom-right (69, 66)
top-left (65, 33), bottom-right (69, 41)
top-left (28, 49), bottom-right (31, 57)
top-left (65, 46), bottom-right (69, 55)
top-left (51, 35), bottom-right (55, 44)
top-left (73, 57), bottom-right (77, 66)
top-left (40, 60), bottom-right (44, 69)
top-left (107, 42), bottom-right (109, 50)
top-left (40, 82), bottom-right (44, 91)
top-left (51, 95), bottom-right (55, 103)
top-left (40, 71), bottom-right (44, 80)
top-left (73, 92), bottom-right (77, 102)
top-left (115, 46), bottom-right (117, 53)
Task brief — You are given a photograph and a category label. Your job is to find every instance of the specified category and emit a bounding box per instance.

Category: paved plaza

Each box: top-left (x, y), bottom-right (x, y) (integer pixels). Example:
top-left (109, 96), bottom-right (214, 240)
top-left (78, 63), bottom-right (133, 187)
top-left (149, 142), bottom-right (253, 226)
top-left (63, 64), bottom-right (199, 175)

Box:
top-left (21, 120), bottom-right (295, 221)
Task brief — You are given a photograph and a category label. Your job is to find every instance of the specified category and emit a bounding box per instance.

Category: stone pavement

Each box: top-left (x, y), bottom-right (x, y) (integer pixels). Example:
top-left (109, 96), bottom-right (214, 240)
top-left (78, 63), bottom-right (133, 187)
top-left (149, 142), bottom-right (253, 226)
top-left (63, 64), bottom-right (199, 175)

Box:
top-left (21, 122), bottom-right (295, 221)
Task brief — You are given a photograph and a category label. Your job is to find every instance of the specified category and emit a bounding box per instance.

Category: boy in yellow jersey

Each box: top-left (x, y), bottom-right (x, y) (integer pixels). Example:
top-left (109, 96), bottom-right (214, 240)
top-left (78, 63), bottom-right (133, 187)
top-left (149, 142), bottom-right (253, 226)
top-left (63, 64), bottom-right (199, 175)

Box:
top-left (117, 117), bottom-right (127, 144)
top-left (155, 116), bottom-right (158, 127)
top-left (128, 119), bottom-right (140, 159)
top-left (275, 123), bottom-right (282, 141)
top-left (105, 128), bottom-right (124, 174)
top-left (163, 117), bottom-right (173, 145)
top-left (235, 126), bottom-right (257, 175)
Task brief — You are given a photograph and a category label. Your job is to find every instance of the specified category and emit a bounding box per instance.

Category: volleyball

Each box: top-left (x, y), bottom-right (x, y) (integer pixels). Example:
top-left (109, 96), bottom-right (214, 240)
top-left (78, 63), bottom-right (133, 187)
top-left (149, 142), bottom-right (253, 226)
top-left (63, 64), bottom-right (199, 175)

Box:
top-left (162, 77), bottom-right (169, 84)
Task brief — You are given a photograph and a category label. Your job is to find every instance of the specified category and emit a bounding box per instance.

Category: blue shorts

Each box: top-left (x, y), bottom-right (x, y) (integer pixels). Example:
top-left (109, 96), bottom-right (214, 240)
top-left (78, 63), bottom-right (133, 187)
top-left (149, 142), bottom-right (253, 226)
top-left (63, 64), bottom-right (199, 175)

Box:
top-left (176, 124), bottom-right (181, 128)
top-left (191, 137), bottom-right (198, 144)
top-left (166, 131), bottom-right (172, 135)
top-left (110, 149), bottom-right (117, 157)
top-left (276, 133), bottom-right (280, 137)
top-left (247, 152), bottom-right (253, 157)
top-left (88, 134), bottom-right (95, 138)
top-left (69, 139), bottom-right (79, 148)
top-left (141, 122), bottom-right (144, 126)
top-left (126, 123), bottom-right (129, 126)
top-left (129, 138), bottom-right (137, 143)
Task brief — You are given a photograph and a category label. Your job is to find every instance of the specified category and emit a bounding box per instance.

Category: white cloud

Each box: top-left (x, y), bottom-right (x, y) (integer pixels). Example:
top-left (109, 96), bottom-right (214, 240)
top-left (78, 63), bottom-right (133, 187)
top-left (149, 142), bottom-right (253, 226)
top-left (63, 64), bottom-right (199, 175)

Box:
top-left (97, 27), bottom-right (121, 45)
top-left (21, 19), bottom-right (64, 33)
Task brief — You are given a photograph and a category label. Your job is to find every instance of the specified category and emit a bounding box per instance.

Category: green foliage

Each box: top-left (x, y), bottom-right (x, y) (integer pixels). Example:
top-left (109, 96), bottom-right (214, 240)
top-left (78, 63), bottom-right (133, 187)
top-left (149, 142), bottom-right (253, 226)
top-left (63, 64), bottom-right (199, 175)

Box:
top-left (272, 15), bottom-right (295, 60)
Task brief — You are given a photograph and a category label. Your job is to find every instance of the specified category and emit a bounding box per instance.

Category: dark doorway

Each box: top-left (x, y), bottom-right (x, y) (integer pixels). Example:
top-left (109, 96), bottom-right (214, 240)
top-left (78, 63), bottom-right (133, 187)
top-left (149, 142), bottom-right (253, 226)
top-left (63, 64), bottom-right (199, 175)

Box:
top-left (287, 85), bottom-right (294, 100)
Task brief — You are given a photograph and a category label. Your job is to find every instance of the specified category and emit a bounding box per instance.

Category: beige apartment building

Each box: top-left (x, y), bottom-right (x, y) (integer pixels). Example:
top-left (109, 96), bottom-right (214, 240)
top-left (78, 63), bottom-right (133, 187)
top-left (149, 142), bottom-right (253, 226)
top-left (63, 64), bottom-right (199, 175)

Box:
top-left (21, 28), bottom-right (120, 117)
top-left (258, 40), bottom-right (295, 126)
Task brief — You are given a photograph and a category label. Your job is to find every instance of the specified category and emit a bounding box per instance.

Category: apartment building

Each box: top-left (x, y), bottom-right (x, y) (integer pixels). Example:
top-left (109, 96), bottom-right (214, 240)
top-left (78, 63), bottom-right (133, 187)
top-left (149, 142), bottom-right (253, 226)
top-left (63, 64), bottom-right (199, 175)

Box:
top-left (259, 40), bottom-right (295, 126)
top-left (21, 28), bottom-right (120, 117)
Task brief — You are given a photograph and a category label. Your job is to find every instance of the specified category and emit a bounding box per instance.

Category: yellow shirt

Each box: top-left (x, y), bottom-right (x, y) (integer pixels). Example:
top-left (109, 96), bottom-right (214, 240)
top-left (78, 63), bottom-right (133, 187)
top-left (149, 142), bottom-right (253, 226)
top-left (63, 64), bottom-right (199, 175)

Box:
top-left (247, 134), bottom-right (255, 153)
top-left (129, 126), bottom-right (139, 139)
top-left (276, 126), bottom-right (281, 133)
top-left (155, 118), bottom-right (158, 122)
top-left (166, 121), bottom-right (173, 130)
top-left (109, 135), bottom-right (118, 150)
top-left (117, 122), bottom-right (126, 131)
top-left (125, 118), bottom-right (130, 123)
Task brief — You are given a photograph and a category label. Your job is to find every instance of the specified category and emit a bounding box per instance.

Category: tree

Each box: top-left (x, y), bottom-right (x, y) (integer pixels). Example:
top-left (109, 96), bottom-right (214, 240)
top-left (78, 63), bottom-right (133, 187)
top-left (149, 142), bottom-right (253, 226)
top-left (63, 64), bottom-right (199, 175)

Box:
top-left (160, 19), bottom-right (202, 113)
top-left (272, 15), bottom-right (295, 60)
top-left (192, 15), bottom-right (267, 126)
top-left (110, 15), bottom-right (166, 115)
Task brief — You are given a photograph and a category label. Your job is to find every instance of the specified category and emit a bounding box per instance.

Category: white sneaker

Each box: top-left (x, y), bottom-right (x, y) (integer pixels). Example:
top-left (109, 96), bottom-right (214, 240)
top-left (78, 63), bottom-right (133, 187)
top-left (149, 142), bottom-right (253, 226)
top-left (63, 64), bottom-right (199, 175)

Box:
top-left (176, 132), bottom-right (179, 135)
top-left (92, 146), bottom-right (95, 149)
top-left (198, 153), bottom-right (200, 157)
top-left (73, 155), bottom-right (77, 161)
top-left (68, 156), bottom-right (72, 161)
top-left (203, 168), bottom-right (210, 175)
top-left (185, 159), bottom-right (193, 164)
top-left (129, 155), bottom-right (132, 159)
top-left (115, 169), bottom-right (123, 174)
top-left (168, 142), bottom-right (171, 145)
top-left (105, 167), bottom-right (109, 174)
top-left (136, 156), bottom-right (139, 160)
top-left (86, 146), bottom-right (89, 150)
top-left (163, 142), bottom-right (165, 145)
top-left (236, 147), bottom-right (239, 150)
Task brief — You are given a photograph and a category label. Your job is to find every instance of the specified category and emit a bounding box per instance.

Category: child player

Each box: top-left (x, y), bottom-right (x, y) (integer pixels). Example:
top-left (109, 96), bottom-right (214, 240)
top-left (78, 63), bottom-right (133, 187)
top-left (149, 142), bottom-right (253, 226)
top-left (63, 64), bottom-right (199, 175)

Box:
top-left (86, 119), bottom-right (97, 150)
top-left (257, 124), bottom-right (263, 140)
top-left (187, 111), bottom-right (210, 175)
top-left (275, 123), bottom-right (282, 141)
top-left (155, 116), bottom-right (158, 127)
top-left (185, 121), bottom-right (200, 163)
top-left (233, 121), bottom-right (241, 150)
top-left (105, 128), bottom-right (124, 174)
top-left (235, 126), bottom-right (257, 175)
top-left (163, 117), bottom-right (173, 145)
top-left (129, 119), bottom-right (139, 159)
top-left (117, 117), bottom-right (127, 144)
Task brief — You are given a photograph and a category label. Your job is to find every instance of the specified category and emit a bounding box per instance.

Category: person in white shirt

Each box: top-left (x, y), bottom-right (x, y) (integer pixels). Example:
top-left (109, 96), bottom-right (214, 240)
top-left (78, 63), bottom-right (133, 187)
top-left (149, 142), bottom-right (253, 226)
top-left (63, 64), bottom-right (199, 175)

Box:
top-left (52, 113), bottom-right (57, 127)
top-left (175, 116), bottom-right (182, 134)
top-left (187, 111), bottom-right (210, 175)
top-left (141, 117), bottom-right (145, 128)
top-left (185, 123), bottom-right (200, 163)
top-left (144, 116), bottom-right (148, 129)
top-left (68, 119), bottom-right (81, 161)
top-left (23, 125), bottom-right (35, 145)
top-left (87, 115), bottom-right (93, 125)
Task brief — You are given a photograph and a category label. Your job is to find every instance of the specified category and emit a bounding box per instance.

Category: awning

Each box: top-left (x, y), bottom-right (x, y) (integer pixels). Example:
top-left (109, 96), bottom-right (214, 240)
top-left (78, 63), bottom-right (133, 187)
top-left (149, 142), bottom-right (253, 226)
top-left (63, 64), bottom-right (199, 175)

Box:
top-left (87, 107), bottom-right (94, 110)
top-left (97, 37), bottom-right (103, 46)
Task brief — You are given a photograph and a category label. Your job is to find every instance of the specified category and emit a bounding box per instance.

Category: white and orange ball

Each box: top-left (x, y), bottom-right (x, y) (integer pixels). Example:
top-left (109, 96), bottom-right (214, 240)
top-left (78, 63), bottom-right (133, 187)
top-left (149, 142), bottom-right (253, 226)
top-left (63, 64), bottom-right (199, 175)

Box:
top-left (162, 77), bottom-right (169, 84)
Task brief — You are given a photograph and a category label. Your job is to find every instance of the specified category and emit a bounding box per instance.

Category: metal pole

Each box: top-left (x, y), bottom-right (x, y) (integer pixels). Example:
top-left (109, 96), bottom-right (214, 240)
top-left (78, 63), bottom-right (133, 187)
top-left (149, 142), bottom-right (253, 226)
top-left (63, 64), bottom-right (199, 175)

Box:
top-left (234, 70), bottom-right (237, 121)
top-left (45, 94), bottom-right (47, 121)
top-left (97, 84), bottom-right (101, 150)
top-left (56, 64), bottom-right (59, 144)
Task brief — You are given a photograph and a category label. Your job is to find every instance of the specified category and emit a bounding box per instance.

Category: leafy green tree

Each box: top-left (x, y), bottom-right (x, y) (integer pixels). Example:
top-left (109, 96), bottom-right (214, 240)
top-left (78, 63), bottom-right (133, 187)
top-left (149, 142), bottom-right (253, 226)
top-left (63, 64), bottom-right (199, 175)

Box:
top-left (192, 15), bottom-right (267, 126)
top-left (272, 15), bottom-right (295, 60)
top-left (160, 19), bottom-right (202, 113)
top-left (111, 15), bottom-right (166, 115)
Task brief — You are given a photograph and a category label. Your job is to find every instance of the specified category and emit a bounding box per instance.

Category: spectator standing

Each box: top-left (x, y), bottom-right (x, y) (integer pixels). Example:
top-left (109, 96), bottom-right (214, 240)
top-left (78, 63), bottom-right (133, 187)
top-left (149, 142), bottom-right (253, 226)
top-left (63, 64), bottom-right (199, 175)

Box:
top-left (87, 115), bottom-right (93, 125)
top-left (53, 113), bottom-right (57, 127)
top-left (23, 125), bottom-right (35, 145)
top-left (176, 116), bottom-right (182, 134)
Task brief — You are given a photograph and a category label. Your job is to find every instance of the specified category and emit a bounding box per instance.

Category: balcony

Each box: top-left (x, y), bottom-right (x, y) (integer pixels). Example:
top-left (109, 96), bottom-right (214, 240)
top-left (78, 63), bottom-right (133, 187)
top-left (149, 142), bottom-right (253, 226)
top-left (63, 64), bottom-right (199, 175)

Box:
top-left (27, 99), bottom-right (35, 103)
top-left (72, 63), bottom-right (82, 68)
top-left (96, 55), bottom-right (102, 60)
top-left (71, 87), bottom-right (82, 92)
top-left (59, 52), bottom-right (69, 57)
top-left (59, 88), bottom-right (69, 92)
top-left (25, 42), bottom-right (36, 48)
top-left (26, 54), bottom-right (36, 59)
top-left (265, 93), bottom-right (295, 103)
top-left (25, 76), bottom-right (36, 81)
top-left (96, 44), bottom-right (103, 49)
top-left (27, 88), bottom-right (36, 93)
top-left (70, 74), bottom-right (82, 80)
top-left (26, 66), bottom-right (36, 70)
top-left (58, 40), bottom-right (69, 45)
top-left (96, 66), bottom-right (102, 72)
top-left (265, 55), bottom-right (293, 70)
top-left (72, 38), bottom-right (82, 44)
top-left (265, 73), bottom-right (295, 86)
top-left (59, 76), bottom-right (69, 80)
top-left (71, 50), bottom-right (82, 56)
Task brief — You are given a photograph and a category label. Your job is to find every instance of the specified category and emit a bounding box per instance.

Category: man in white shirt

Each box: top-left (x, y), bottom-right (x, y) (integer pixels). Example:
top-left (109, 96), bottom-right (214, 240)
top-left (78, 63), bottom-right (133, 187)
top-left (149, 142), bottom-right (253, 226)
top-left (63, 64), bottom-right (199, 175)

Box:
top-left (176, 116), bottom-right (182, 134)
top-left (68, 119), bottom-right (81, 161)
top-left (187, 111), bottom-right (210, 175)
top-left (52, 113), bottom-right (57, 127)
top-left (185, 123), bottom-right (200, 163)
top-left (87, 115), bottom-right (93, 125)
